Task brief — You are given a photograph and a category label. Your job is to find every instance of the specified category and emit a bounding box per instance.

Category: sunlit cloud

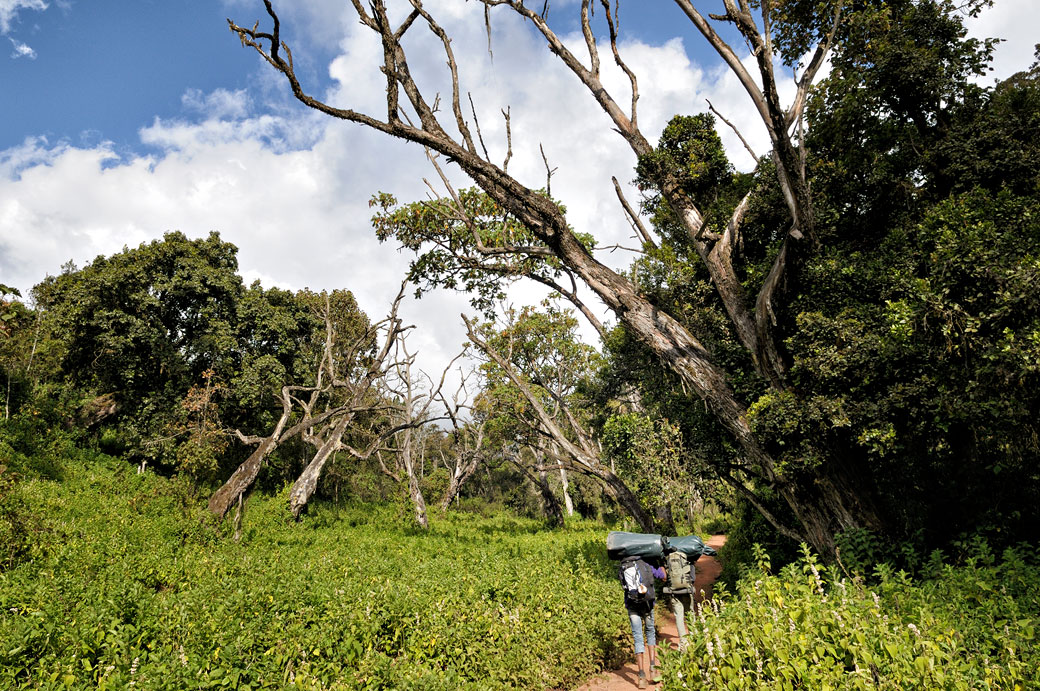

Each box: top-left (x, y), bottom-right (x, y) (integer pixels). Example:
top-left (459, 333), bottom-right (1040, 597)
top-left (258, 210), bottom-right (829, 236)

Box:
top-left (8, 36), bottom-right (35, 58)
top-left (0, 0), bottom-right (46, 34)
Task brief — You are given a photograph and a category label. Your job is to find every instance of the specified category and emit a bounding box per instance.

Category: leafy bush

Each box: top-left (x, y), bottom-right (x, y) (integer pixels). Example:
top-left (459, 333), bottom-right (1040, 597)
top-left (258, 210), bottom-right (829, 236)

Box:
top-left (699, 511), bottom-right (732, 536)
top-left (0, 463), bottom-right (46, 570)
top-left (0, 458), bottom-right (629, 690)
top-left (664, 544), bottom-right (1039, 689)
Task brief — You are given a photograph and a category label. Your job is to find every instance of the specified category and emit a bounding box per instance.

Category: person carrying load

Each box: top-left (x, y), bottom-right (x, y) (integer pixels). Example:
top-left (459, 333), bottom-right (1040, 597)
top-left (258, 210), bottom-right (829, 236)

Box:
top-left (618, 555), bottom-right (665, 688)
top-left (663, 548), bottom-right (695, 651)
top-left (662, 535), bottom-right (717, 652)
top-left (608, 531), bottom-right (668, 687)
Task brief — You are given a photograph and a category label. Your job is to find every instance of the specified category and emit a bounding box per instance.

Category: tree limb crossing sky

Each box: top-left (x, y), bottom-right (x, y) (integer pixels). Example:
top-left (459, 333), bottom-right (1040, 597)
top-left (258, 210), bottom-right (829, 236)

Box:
top-left (1, 0), bottom-right (1034, 376)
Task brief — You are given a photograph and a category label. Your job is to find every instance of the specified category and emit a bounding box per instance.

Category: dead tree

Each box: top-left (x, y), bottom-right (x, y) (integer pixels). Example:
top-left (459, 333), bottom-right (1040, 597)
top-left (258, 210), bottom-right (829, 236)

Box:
top-left (228, 1), bottom-right (874, 554)
top-left (380, 333), bottom-right (460, 528)
top-left (209, 284), bottom-right (409, 519)
top-left (465, 314), bottom-right (655, 531)
top-left (436, 388), bottom-right (489, 512)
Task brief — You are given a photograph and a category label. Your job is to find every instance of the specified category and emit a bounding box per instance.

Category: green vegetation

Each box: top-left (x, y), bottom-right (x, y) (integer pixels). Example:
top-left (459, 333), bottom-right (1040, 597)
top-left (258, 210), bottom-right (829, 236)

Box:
top-left (3, 0), bottom-right (1040, 687)
top-left (4, 453), bottom-right (1036, 690)
top-left (665, 545), bottom-right (1039, 689)
top-left (0, 457), bottom-right (626, 690)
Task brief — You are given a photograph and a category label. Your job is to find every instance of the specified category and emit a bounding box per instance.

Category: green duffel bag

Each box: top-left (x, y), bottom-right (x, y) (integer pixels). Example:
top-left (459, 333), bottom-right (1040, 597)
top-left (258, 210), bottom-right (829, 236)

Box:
top-left (665, 535), bottom-right (717, 559)
top-left (606, 531), bottom-right (665, 561)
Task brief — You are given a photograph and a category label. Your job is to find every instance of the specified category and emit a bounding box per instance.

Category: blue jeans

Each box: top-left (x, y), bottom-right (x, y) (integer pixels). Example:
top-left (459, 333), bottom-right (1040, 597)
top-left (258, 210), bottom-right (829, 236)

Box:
top-left (628, 607), bottom-right (656, 654)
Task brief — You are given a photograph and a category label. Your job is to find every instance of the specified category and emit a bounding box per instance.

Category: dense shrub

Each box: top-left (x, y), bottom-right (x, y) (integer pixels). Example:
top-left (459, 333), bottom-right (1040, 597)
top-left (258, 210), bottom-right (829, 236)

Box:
top-left (664, 544), bottom-right (1039, 689)
top-left (0, 458), bottom-right (628, 690)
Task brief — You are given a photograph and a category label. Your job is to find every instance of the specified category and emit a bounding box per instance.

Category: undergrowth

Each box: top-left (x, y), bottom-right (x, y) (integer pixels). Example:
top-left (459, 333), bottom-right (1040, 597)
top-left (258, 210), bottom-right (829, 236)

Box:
top-left (0, 456), bottom-right (626, 690)
top-left (663, 543), bottom-right (1039, 689)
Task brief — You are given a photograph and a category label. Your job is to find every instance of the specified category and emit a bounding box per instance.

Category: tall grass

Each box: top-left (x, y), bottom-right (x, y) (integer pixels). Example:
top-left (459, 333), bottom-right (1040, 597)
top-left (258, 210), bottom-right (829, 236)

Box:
top-left (0, 456), bottom-right (628, 690)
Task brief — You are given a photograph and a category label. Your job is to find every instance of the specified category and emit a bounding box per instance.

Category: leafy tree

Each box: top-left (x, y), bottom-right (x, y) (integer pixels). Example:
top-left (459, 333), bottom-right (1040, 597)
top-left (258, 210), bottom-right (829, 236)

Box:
top-left (229, 0), bottom-right (1039, 553)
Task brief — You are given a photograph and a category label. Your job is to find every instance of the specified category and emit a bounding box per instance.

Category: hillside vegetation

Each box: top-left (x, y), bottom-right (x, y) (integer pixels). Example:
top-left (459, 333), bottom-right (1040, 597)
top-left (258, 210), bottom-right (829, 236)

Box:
top-left (3, 453), bottom-right (1037, 690)
top-left (1, 455), bottom-right (626, 690)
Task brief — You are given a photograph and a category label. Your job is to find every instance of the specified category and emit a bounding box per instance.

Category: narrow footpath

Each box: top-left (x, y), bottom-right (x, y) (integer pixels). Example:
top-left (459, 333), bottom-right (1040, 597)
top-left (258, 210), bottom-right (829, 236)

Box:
top-left (578, 534), bottom-right (727, 691)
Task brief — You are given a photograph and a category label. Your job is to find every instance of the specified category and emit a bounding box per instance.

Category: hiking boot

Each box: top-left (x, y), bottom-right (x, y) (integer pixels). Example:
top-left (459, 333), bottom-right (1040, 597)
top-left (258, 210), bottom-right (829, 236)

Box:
top-left (637, 672), bottom-right (648, 689)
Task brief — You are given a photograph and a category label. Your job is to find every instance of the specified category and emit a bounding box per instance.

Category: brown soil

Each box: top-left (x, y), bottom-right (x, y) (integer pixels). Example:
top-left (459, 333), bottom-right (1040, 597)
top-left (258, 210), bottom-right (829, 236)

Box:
top-left (577, 535), bottom-right (727, 691)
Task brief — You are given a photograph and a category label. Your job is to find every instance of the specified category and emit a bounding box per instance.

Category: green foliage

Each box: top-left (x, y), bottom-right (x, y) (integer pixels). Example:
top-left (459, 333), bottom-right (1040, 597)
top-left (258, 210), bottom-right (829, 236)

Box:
top-left (0, 459), bottom-right (630, 690)
top-left (0, 463), bottom-right (44, 571)
top-left (636, 114), bottom-right (733, 209)
top-left (717, 491), bottom-right (801, 589)
top-left (37, 231), bottom-right (243, 405)
top-left (665, 543), bottom-right (1040, 689)
top-left (602, 413), bottom-right (699, 526)
top-left (370, 188), bottom-right (592, 317)
top-left (20, 234), bottom-right (374, 490)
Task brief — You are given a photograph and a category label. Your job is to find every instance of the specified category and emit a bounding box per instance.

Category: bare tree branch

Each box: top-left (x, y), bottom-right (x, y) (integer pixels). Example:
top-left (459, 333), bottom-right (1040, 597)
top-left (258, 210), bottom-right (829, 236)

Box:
top-left (611, 175), bottom-right (655, 248)
top-left (706, 98), bottom-right (759, 163)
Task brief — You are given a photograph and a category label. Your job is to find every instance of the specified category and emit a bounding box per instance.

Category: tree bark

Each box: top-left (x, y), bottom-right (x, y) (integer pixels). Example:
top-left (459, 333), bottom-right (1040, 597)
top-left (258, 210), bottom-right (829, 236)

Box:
top-left (208, 397), bottom-right (293, 518)
top-left (512, 457), bottom-right (564, 528)
top-left (289, 413), bottom-right (352, 518)
top-left (557, 458), bottom-right (574, 517)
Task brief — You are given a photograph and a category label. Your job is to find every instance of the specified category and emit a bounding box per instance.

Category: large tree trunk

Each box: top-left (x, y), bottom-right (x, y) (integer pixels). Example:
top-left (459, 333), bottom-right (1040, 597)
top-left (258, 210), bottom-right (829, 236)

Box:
top-left (536, 467), bottom-right (565, 528)
top-left (407, 470), bottom-right (429, 529)
top-left (781, 463), bottom-right (886, 554)
top-left (229, 1), bottom-right (868, 555)
top-left (209, 400), bottom-right (294, 518)
top-left (400, 427), bottom-right (429, 529)
top-left (289, 414), bottom-right (352, 518)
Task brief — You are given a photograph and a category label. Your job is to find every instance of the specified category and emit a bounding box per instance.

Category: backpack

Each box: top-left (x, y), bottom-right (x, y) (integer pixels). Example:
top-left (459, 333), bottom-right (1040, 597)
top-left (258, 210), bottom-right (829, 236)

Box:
top-left (619, 558), bottom-right (655, 609)
top-left (666, 550), bottom-right (693, 592)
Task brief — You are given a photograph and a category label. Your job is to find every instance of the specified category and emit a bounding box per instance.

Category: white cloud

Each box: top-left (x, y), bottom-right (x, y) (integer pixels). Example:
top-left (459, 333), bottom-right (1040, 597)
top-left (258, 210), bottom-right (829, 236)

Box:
top-left (3, 0), bottom-right (1032, 381)
top-left (0, 0), bottom-right (45, 34)
top-left (8, 36), bottom-right (34, 58)
top-left (181, 88), bottom-right (251, 120)
top-left (965, 0), bottom-right (1037, 81)
top-left (0, 2), bottom-right (838, 379)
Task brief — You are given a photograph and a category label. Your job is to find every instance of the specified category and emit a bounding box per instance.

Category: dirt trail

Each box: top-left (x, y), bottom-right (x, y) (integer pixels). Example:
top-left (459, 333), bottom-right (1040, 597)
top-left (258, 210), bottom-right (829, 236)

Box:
top-left (577, 535), bottom-right (727, 691)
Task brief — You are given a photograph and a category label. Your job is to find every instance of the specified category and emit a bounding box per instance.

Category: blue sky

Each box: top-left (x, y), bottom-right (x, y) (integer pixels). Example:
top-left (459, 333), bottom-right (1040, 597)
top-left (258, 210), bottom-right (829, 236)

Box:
top-left (2, 2), bottom-right (255, 151)
top-left (1, 1), bottom-right (741, 155)
top-left (1, 0), bottom-right (1034, 374)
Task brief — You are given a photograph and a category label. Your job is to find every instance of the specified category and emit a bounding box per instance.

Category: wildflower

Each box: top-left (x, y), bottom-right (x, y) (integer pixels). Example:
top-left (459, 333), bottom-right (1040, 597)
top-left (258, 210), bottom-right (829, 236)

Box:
top-left (809, 563), bottom-right (825, 596)
top-left (907, 623), bottom-right (921, 638)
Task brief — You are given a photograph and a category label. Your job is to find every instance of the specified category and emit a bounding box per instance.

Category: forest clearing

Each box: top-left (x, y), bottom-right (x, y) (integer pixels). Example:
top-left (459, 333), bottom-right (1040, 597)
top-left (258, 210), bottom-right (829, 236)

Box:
top-left (3, 0), bottom-right (1040, 688)
top-left (1, 455), bottom-right (1037, 689)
